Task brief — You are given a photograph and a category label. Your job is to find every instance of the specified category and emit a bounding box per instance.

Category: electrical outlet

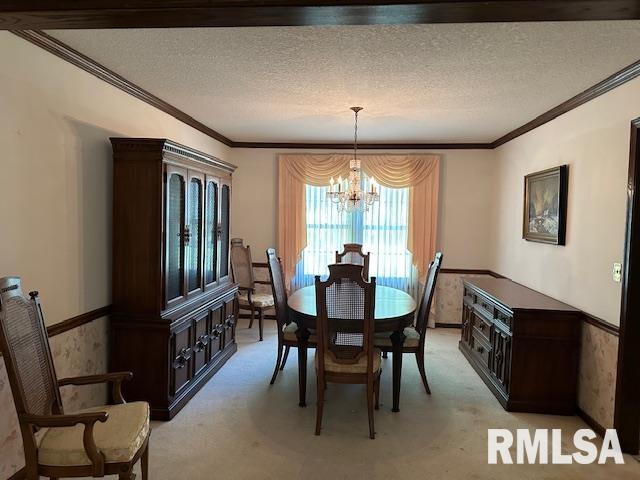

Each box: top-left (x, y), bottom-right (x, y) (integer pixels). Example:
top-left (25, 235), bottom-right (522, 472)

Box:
top-left (613, 263), bottom-right (622, 283)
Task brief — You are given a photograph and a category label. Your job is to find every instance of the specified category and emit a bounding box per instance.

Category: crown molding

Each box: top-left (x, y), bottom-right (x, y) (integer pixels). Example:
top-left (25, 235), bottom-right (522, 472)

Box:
top-left (11, 30), bottom-right (234, 147)
top-left (491, 58), bottom-right (640, 148)
top-left (231, 142), bottom-right (492, 150)
top-left (12, 30), bottom-right (640, 152)
top-left (2, 1), bottom-right (640, 30)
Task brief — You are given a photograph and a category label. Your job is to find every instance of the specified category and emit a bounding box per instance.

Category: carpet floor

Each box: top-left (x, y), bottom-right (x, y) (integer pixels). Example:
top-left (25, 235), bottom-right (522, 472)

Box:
top-left (119, 321), bottom-right (640, 479)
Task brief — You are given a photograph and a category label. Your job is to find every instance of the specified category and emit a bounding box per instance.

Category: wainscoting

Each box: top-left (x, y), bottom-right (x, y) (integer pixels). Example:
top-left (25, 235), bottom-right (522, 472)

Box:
top-left (0, 312), bottom-right (110, 479)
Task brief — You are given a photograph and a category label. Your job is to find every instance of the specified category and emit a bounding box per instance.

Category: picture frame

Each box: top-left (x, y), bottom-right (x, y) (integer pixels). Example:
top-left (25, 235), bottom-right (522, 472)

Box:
top-left (523, 165), bottom-right (568, 245)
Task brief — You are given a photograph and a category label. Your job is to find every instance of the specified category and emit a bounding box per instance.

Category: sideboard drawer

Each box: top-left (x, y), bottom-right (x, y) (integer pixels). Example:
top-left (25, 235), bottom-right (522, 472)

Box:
top-left (471, 331), bottom-right (491, 369)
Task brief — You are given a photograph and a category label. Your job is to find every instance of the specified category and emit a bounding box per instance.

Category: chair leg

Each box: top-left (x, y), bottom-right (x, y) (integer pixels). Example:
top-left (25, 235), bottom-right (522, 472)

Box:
top-left (315, 375), bottom-right (325, 435)
top-left (248, 307), bottom-right (255, 329)
top-left (270, 341), bottom-right (284, 384)
top-left (367, 380), bottom-right (376, 439)
top-left (141, 438), bottom-right (149, 480)
top-left (374, 372), bottom-right (381, 410)
top-left (119, 472), bottom-right (135, 480)
top-left (258, 308), bottom-right (264, 341)
top-left (416, 350), bottom-right (431, 395)
top-left (280, 345), bottom-right (290, 370)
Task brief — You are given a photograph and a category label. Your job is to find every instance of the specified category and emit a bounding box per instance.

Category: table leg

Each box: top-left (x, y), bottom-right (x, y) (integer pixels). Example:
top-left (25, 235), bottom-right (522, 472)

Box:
top-left (390, 329), bottom-right (406, 412)
top-left (296, 326), bottom-right (310, 407)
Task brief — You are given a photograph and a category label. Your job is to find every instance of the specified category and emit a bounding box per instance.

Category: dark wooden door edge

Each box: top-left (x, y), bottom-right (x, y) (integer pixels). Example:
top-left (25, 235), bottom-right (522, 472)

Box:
top-left (614, 117), bottom-right (640, 454)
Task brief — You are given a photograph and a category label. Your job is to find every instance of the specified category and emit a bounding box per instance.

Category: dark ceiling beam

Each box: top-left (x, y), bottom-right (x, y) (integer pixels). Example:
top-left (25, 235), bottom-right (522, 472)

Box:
top-left (2, 1), bottom-right (640, 30)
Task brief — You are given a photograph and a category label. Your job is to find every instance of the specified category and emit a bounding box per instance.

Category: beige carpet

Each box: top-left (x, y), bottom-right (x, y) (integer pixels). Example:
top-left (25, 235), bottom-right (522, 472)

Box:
top-left (128, 321), bottom-right (639, 479)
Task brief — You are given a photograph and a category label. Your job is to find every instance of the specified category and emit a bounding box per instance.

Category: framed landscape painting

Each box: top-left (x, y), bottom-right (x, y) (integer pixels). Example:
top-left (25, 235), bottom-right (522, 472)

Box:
top-left (523, 165), bottom-right (568, 245)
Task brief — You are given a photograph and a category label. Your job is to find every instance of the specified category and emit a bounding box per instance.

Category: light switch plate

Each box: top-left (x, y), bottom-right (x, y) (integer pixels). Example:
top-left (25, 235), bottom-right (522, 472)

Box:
top-left (613, 263), bottom-right (622, 283)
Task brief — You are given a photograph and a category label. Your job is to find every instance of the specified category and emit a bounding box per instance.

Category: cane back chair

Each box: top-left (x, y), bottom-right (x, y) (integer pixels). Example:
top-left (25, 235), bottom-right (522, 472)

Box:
top-left (335, 243), bottom-right (370, 280)
top-left (265, 248), bottom-right (316, 384)
top-left (230, 238), bottom-right (274, 341)
top-left (314, 264), bottom-right (380, 439)
top-left (374, 252), bottom-right (443, 394)
top-left (0, 277), bottom-right (150, 480)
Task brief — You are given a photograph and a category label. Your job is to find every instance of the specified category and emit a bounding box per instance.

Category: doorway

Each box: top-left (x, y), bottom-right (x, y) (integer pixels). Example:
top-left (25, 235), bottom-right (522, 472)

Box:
top-left (614, 117), bottom-right (640, 454)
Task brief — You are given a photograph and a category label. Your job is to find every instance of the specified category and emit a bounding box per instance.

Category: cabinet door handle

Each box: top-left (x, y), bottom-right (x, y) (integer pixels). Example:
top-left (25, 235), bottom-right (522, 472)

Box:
top-left (174, 347), bottom-right (192, 369)
top-left (476, 345), bottom-right (484, 354)
top-left (495, 350), bottom-right (502, 360)
top-left (194, 334), bottom-right (209, 352)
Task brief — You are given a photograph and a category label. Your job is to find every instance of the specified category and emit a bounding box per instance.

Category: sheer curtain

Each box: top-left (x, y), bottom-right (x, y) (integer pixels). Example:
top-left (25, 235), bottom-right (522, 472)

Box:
top-left (293, 180), bottom-right (418, 298)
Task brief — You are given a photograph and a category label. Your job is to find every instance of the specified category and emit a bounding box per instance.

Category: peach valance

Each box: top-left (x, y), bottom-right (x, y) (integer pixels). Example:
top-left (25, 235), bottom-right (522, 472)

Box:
top-left (278, 153), bottom-right (440, 285)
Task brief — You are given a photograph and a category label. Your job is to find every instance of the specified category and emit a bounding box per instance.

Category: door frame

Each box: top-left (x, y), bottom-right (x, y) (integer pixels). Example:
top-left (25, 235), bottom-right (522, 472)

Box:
top-left (614, 117), bottom-right (640, 454)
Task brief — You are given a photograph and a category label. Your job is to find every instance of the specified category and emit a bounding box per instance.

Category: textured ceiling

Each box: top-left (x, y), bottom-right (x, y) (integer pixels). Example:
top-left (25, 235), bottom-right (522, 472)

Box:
top-left (49, 22), bottom-right (640, 143)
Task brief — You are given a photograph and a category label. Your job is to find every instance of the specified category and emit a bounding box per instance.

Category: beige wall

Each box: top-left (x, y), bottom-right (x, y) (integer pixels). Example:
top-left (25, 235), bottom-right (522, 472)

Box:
top-left (0, 32), bottom-right (230, 325)
top-left (491, 76), bottom-right (640, 326)
top-left (229, 148), bottom-right (496, 268)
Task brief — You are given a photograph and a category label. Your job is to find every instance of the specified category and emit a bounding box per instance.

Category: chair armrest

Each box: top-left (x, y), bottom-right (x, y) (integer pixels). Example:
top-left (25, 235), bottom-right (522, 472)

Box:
top-left (58, 372), bottom-right (133, 404)
top-left (23, 412), bottom-right (108, 476)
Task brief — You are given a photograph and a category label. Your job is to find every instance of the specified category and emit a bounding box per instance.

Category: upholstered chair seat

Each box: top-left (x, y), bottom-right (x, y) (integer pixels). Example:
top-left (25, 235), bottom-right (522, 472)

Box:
top-left (315, 349), bottom-right (382, 375)
top-left (282, 322), bottom-right (317, 342)
top-left (374, 327), bottom-right (421, 348)
top-left (38, 402), bottom-right (150, 467)
top-left (237, 291), bottom-right (274, 308)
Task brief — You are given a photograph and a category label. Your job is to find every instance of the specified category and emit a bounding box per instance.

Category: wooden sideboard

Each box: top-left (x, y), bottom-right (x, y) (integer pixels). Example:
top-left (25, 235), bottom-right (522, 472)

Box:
top-left (111, 138), bottom-right (238, 420)
top-left (459, 277), bottom-right (581, 414)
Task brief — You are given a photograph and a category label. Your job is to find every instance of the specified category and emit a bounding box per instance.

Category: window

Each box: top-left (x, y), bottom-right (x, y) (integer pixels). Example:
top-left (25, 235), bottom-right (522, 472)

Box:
top-left (292, 178), bottom-right (418, 297)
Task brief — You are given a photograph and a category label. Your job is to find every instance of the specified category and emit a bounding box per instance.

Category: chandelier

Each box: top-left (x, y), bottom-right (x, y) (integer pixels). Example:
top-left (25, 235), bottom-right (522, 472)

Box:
top-left (327, 107), bottom-right (380, 212)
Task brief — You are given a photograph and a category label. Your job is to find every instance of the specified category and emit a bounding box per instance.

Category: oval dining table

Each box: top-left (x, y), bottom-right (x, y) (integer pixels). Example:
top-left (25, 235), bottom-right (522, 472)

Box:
top-left (287, 284), bottom-right (417, 412)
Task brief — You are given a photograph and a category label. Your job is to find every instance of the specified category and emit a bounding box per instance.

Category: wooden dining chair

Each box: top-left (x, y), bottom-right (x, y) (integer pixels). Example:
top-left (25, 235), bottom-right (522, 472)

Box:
top-left (335, 243), bottom-right (370, 280)
top-left (0, 277), bottom-right (150, 480)
top-left (374, 252), bottom-right (443, 394)
top-left (265, 248), bottom-right (316, 384)
top-left (314, 264), bottom-right (381, 439)
top-left (230, 238), bottom-right (274, 341)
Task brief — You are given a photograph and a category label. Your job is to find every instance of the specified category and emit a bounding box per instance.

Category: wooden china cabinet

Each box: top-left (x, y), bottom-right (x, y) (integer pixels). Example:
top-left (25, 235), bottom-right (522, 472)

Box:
top-left (110, 138), bottom-right (238, 420)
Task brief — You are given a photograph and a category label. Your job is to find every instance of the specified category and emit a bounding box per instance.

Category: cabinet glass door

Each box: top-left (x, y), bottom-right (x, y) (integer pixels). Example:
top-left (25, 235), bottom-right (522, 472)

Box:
top-left (218, 182), bottom-right (231, 280)
top-left (165, 167), bottom-right (187, 306)
top-left (186, 173), bottom-right (204, 295)
top-left (204, 177), bottom-right (219, 287)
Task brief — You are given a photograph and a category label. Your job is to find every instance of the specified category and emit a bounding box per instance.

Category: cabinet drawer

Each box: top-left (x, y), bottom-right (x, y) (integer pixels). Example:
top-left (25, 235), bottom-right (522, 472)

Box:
top-left (472, 310), bottom-right (492, 343)
top-left (170, 322), bottom-right (192, 396)
top-left (476, 297), bottom-right (495, 318)
top-left (471, 331), bottom-right (491, 369)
